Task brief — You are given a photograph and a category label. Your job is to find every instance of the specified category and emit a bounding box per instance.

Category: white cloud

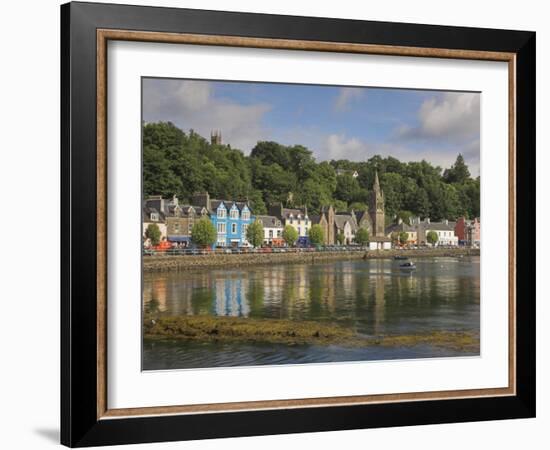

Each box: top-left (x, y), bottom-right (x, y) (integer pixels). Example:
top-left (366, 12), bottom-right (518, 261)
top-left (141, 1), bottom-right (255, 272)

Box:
top-left (320, 134), bottom-right (369, 161)
top-left (397, 92), bottom-right (480, 141)
top-left (273, 129), bottom-right (479, 176)
top-left (143, 79), bottom-right (271, 153)
top-left (333, 87), bottom-right (364, 112)
top-left (142, 80), bottom-right (479, 176)
top-left (318, 135), bottom-right (479, 176)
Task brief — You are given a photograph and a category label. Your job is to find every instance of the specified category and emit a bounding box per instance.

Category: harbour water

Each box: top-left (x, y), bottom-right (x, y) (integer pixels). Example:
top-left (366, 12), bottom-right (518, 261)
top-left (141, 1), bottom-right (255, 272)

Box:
top-left (143, 257), bottom-right (480, 369)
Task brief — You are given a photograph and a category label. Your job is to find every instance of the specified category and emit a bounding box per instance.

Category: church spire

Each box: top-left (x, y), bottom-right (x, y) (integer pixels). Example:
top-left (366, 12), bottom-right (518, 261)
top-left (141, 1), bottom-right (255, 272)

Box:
top-left (373, 170), bottom-right (381, 191)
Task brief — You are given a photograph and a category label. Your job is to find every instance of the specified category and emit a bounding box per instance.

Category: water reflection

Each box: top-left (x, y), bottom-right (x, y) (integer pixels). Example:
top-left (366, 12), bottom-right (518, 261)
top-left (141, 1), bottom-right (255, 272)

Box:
top-left (143, 257), bottom-right (480, 337)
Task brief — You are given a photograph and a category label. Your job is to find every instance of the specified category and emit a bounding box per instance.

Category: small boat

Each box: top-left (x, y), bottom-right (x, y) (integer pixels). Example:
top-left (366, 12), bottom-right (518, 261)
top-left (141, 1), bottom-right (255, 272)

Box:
top-left (399, 261), bottom-right (416, 270)
top-left (394, 255), bottom-right (408, 260)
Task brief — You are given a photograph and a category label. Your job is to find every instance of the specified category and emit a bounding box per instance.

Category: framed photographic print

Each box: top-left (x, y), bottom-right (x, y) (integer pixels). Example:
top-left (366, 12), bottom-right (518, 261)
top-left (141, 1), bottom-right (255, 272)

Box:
top-left (61, 1), bottom-right (536, 447)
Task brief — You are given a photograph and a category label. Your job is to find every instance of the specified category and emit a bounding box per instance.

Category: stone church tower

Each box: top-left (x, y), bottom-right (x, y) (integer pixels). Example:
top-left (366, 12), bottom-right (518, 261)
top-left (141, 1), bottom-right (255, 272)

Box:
top-left (369, 171), bottom-right (386, 237)
top-left (210, 130), bottom-right (222, 145)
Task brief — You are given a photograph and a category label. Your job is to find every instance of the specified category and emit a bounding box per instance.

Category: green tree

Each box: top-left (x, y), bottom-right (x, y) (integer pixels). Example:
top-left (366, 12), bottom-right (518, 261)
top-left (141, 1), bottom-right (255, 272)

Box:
top-left (336, 231), bottom-right (346, 245)
top-left (308, 224), bottom-right (325, 246)
top-left (142, 123), bottom-right (479, 228)
top-left (246, 220), bottom-right (264, 248)
top-left (355, 227), bottom-right (370, 245)
top-left (282, 225), bottom-right (298, 247)
top-left (191, 218), bottom-right (217, 247)
top-left (349, 202), bottom-right (368, 212)
top-left (427, 230), bottom-right (439, 246)
top-left (396, 210), bottom-right (412, 225)
top-left (380, 172), bottom-right (405, 218)
top-left (145, 223), bottom-right (161, 246)
top-left (332, 199), bottom-right (347, 212)
top-left (296, 179), bottom-right (332, 214)
top-left (444, 154), bottom-right (471, 184)
top-left (247, 189), bottom-right (267, 215)
top-left (335, 174), bottom-right (361, 204)
top-left (399, 231), bottom-right (409, 245)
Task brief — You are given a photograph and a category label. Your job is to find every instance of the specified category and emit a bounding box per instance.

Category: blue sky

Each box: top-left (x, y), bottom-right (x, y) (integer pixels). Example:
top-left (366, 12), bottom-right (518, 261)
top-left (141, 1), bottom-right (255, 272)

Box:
top-left (143, 78), bottom-right (480, 175)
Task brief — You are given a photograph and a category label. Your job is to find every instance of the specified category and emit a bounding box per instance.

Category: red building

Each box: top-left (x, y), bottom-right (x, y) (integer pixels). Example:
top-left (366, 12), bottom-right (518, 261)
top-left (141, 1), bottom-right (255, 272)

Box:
top-left (455, 217), bottom-right (480, 247)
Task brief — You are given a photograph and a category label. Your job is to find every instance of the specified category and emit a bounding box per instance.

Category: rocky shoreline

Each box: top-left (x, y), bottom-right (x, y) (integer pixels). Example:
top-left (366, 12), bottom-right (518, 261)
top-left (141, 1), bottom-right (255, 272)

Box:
top-left (143, 315), bottom-right (479, 352)
top-left (143, 247), bottom-right (479, 272)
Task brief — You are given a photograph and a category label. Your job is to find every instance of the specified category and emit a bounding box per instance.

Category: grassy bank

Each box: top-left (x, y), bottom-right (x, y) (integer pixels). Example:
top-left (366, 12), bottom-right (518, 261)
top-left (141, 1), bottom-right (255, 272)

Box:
top-left (143, 315), bottom-right (479, 352)
top-left (143, 247), bottom-right (480, 272)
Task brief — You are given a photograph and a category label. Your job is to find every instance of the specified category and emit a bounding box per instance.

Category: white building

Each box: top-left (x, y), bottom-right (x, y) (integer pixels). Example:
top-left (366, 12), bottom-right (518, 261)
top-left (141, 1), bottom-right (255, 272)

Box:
top-left (369, 236), bottom-right (392, 250)
top-left (334, 214), bottom-right (356, 245)
top-left (411, 217), bottom-right (458, 246)
top-left (142, 206), bottom-right (167, 247)
top-left (336, 168), bottom-right (359, 178)
top-left (268, 204), bottom-right (311, 238)
top-left (255, 215), bottom-right (284, 246)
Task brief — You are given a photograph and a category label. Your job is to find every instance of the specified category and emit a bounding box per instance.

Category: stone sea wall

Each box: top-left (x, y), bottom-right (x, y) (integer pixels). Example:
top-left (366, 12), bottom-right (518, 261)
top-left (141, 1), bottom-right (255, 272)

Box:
top-left (143, 248), bottom-right (480, 272)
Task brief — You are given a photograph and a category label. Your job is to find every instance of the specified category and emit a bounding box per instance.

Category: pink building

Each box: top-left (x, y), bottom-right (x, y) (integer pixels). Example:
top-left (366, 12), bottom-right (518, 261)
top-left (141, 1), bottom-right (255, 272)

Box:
top-left (455, 217), bottom-right (480, 247)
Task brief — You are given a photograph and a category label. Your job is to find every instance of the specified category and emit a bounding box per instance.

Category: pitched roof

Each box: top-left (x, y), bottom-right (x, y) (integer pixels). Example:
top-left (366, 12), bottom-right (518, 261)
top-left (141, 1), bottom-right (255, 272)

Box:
top-left (386, 222), bottom-right (416, 234)
top-left (281, 208), bottom-right (307, 219)
top-left (255, 215), bottom-right (283, 228)
top-left (190, 205), bottom-right (208, 215)
top-left (210, 199), bottom-right (251, 212)
top-left (334, 214), bottom-right (355, 231)
top-left (309, 214), bottom-right (322, 224)
top-left (356, 211), bottom-right (372, 228)
top-left (143, 206), bottom-right (166, 222)
top-left (424, 222), bottom-right (454, 231)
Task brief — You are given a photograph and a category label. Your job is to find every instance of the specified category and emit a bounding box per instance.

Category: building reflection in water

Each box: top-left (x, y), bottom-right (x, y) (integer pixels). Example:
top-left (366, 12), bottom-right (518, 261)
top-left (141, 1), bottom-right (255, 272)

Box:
top-left (373, 261), bottom-right (386, 335)
top-left (143, 257), bottom-right (480, 337)
top-left (214, 275), bottom-right (250, 317)
top-left (143, 276), bottom-right (167, 313)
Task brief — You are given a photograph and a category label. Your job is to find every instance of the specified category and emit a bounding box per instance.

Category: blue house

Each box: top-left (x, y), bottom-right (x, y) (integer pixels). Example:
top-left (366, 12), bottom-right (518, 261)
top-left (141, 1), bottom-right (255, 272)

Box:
top-left (191, 192), bottom-right (254, 248)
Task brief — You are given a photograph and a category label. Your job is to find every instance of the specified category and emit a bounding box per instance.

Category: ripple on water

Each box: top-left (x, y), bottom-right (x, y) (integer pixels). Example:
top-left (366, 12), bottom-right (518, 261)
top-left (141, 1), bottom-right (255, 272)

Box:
top-left (143, 257), bottom-right (480, 369)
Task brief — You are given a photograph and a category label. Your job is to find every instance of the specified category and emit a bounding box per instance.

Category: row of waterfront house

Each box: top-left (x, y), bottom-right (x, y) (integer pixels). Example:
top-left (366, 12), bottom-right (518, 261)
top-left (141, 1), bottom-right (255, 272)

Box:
top-left (143, 173), bottom-right (480, 250)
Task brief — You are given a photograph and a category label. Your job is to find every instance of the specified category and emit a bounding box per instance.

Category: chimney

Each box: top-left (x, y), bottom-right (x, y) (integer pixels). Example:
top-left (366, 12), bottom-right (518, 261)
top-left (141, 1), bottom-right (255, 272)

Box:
top-left (444, 219), bottom-right (448, 225)
top-left (192, 192), bottom-right (210, 210)
top-left (397, 217), bottom-right (403, 225)
top-left (268, 202), bottom-right (283, 219)
top-left (145, 196), bottom-right (165, 214)
top-left (426, 218), bottom-right (430, 224)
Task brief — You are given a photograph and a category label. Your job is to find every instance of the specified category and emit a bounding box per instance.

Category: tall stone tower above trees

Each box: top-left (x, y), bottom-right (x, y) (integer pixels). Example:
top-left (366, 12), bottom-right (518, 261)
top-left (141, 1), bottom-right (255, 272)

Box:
top-left (369, 171), bottom-right (386, 237)
top-left (210, 130), bottom-right (222, 145)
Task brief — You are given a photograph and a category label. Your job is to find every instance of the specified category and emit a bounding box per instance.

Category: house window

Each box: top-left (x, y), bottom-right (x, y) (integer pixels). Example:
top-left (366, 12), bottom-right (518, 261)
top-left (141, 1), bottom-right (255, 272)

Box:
top-left (242, 210), bottom-right (250, 220)
top-left (217, 208), bottom-right (226, 218)
top-left (242, 224), bottom-right (248, 235)
top-left (188, 223), bottom-right (193, 234)
top-left (217, 223), bottom-right (226, 234)
top-left (230, 209), bottom-right (239, 219)
top-left (269, 230), bottom-right (273, 238)
top-left (277, 230), bottom-right (282, 237)
top-left (174, 223), bottom-right (180, 233)
top-left (231, 223), bottom-right (237, 234)
top-left (298, 227), bottom-right (301, 236)
top-left (150, 212), bottom-right (159, 221)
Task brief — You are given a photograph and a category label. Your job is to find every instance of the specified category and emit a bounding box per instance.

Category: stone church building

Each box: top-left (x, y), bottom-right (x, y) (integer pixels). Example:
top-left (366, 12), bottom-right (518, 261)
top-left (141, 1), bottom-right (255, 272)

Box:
top-left (315, 171), bottom-right (391, 249)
